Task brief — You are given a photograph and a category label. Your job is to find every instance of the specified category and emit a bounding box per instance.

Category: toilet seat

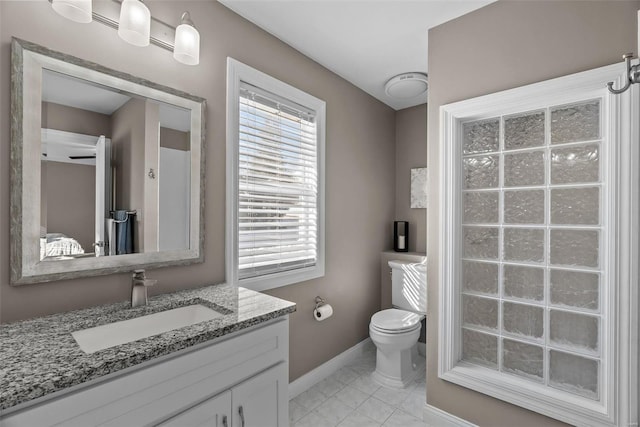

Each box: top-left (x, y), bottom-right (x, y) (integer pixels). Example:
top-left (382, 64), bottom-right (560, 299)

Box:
top-left (370, 309), bottom-right (422, 333)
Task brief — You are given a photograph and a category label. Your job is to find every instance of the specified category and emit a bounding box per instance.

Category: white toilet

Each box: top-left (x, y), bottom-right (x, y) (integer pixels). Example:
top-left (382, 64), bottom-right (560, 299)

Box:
top-left (369, 260), bottom-right (426, 388)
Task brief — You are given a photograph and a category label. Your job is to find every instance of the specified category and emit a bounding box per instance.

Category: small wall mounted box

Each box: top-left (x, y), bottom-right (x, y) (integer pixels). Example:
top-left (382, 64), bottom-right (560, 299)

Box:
top-left (393, 221), bottom-right (409, 252)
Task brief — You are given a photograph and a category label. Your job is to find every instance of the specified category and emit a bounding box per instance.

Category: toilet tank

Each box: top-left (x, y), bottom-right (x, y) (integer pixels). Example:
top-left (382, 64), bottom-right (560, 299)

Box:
top-left (389, 260), bottom-right (427, 314)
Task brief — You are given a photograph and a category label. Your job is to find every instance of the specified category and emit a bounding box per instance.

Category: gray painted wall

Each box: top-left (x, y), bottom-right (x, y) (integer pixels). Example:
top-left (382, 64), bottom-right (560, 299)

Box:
top-left (40, 101), bottom-right (110, 253)
top-left (44, 162), bottom-right (95, 252)
top-left (426, 1), bottom-right (639, 425)
top-left (0, 1), bottom-right (395, 382)
top-left (111, 98), bottom-right (146, 252)
top-left (395, 104), bottom-right (427, 254)
top-left (42, 102), bottom-right (112, 138)
top-left (160, 127), bottom-right (189, 151)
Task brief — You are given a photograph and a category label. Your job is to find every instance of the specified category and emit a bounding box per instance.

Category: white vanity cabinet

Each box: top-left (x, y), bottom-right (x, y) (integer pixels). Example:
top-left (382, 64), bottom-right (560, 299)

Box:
top-left (161, 363), bottom-right (286, 427)
top-left (0, 318), bottom-right (289, 427)
top-left (231, 364), bottom-right (285, 427)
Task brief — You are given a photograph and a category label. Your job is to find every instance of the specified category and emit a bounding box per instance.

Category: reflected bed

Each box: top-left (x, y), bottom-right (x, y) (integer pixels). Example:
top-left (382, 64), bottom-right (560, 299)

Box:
top-left (40, 233), bottom-right (85, 260)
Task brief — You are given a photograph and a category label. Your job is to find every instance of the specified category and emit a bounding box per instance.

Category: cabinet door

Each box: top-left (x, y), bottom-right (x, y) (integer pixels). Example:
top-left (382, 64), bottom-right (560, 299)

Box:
top-left (232, 363), bottom-right (288, 427)
top-left (159, 390), bottom-right (231, 427)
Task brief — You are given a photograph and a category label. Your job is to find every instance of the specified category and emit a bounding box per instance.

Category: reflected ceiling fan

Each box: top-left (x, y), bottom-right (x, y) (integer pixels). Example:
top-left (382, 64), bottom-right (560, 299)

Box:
top-left (68, 155), bottom-right (97, 160)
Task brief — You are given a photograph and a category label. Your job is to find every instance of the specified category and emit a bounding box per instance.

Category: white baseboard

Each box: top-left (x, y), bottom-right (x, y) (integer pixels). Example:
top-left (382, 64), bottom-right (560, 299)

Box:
top-left (423, 403), bottom-right (477, 427)
top-left (288, 338), bottom-right (373, 400)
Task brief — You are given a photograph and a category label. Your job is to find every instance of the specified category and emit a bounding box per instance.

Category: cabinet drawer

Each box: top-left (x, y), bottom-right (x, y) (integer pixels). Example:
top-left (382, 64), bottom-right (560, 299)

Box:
top-left (1, 318), bottom-right (288, 427)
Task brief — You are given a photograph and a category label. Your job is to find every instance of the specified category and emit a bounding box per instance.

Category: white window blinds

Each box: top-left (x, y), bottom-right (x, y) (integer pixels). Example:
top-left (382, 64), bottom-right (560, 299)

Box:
top-left (237, 82), bottom-right (319, 280)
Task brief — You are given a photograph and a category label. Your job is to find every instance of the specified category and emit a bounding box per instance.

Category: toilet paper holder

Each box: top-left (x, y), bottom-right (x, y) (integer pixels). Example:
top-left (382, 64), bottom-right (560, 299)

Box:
top-left (313, 296), bottom-right (334, 321)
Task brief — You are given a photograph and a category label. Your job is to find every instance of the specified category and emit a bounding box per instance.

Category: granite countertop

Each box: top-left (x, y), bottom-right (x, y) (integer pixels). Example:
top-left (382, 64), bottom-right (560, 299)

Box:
top-left (0, 283), bottom-right (296, 412)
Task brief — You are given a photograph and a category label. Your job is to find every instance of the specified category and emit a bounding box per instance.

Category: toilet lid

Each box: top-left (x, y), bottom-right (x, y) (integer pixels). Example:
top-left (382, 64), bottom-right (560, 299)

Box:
top-left (371, 309), bottom-right (422, 332)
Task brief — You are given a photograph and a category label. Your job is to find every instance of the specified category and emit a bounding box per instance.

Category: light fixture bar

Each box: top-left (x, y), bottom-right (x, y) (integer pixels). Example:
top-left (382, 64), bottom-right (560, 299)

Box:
top-left (48, 0), bottom-right (175, 52)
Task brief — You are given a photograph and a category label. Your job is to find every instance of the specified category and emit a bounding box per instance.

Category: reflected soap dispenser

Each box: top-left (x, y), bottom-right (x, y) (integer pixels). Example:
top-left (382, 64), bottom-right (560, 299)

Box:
top-left (394, 221), bottom-right (409, 252)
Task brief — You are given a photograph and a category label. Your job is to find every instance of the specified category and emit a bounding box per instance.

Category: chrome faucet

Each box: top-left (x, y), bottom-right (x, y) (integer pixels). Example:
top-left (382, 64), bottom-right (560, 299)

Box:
top-left (131, 270), bottom-right (157, 308)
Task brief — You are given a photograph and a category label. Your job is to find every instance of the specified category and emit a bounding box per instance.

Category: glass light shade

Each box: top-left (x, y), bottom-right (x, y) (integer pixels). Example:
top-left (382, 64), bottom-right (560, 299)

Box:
top-left (118, 0), bottom-right (150, 47)
top-left (51, 0), bottom-right (92, 23)
top-left (173, 12), bottom-right (200, 65)
top-left (173, 23), bottom-right (200, 65)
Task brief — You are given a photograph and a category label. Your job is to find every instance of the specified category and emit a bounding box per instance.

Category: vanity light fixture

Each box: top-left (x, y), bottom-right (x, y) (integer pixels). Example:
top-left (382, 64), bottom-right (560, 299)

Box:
top-left (51, 0), bottom-right (92, 23)
top-left (117, 0), bottom-right (151, 47)
top-left (48, 0), bottom-right (200, 66)
top-left (173, 12), bottom-right (200, 66)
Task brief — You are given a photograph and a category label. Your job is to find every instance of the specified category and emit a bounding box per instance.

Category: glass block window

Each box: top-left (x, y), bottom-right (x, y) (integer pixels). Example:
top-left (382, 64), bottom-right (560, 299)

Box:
top-left (442, 65), bottom-right (637, 426)
top-left (460, 100), bottom-right (604, 401)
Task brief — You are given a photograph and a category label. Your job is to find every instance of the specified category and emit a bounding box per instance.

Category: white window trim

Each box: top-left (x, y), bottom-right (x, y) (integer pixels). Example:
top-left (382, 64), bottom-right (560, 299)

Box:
top-left (225, 57), bottom-right (326, 291)
top-left (438, 62), bottom-right (638, 426)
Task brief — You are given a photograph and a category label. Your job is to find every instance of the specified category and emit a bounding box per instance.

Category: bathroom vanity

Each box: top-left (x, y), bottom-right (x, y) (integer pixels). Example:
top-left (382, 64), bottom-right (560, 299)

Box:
top-left (0, 284), bottom-right (295, 426)
top-left (4, 38), bottom-right (295, 426)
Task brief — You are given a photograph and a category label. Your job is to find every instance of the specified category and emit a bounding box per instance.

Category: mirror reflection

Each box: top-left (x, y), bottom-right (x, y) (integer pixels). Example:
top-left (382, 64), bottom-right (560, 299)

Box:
top-left (40, 70), bottom-right (191, 261)
top-left (11, 38), bottom-right (204, 285)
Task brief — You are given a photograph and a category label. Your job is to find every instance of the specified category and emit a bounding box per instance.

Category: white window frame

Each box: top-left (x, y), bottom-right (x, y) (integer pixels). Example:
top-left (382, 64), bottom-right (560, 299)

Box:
top-left (226, 57), bottom-right (326, 291)
top-left (438, 62), bottom-right (638, 426)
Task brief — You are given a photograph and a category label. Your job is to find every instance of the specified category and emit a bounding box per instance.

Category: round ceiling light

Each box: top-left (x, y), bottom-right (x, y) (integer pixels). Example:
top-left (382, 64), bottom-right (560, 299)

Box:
top-left (384, 72), bottom-right (428, 99)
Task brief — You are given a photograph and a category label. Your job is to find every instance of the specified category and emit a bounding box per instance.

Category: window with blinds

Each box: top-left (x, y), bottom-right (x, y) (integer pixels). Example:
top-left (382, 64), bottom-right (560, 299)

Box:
top-left (237, 83), bottom-right (318, 279)
top-left (227, 58), bottom-right (325, 290)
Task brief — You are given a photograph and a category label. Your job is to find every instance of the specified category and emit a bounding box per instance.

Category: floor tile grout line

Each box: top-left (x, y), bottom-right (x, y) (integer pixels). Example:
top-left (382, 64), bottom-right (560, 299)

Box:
top-left (355, 394), bottom-right (395, 425)
top-left (291, 349), bottom-right (427, 426)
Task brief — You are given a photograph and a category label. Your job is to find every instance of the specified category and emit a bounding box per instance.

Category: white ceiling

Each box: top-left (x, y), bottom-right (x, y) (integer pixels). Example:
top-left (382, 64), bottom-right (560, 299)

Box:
top-left (42, 70), bottom-right (191, 132)
top-left (43, 70), bottom-right (131, 115)
top-left (218, 0), bottom-right (494, 110)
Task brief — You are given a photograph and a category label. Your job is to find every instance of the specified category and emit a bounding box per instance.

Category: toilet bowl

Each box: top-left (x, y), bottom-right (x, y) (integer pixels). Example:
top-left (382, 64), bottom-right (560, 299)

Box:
top-left (370, 260), bottom-right (426, 388)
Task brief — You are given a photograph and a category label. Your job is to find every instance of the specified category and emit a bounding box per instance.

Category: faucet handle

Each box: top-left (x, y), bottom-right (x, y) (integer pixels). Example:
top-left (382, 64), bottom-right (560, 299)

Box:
top-left (132, 270), bottom-right (156, 287)
top-left (133, 269), bottom-right (146, 280)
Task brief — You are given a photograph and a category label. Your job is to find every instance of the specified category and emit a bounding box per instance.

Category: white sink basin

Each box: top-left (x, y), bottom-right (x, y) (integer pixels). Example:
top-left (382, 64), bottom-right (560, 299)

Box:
top-left (72, 304), bottom-right (223, 354)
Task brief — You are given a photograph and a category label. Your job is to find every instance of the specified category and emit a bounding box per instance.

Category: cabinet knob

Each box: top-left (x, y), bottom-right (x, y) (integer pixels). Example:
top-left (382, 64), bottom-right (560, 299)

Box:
top-left (239, 405), bottom-right (245, 427)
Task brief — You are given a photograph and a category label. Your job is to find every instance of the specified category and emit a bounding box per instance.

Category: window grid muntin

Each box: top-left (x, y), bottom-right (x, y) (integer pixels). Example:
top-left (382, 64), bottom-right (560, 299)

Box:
top-left (460, 100), bottom-right (605, 400)
top-left (497, 115), bottom-right (505, 373)
top-left (461, 324), bottom-right (602, 363)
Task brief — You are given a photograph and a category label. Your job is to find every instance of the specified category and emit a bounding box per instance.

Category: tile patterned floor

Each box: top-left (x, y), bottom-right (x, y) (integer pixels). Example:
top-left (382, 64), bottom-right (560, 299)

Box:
top-left (290, 343), bottom-right (428, 427)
